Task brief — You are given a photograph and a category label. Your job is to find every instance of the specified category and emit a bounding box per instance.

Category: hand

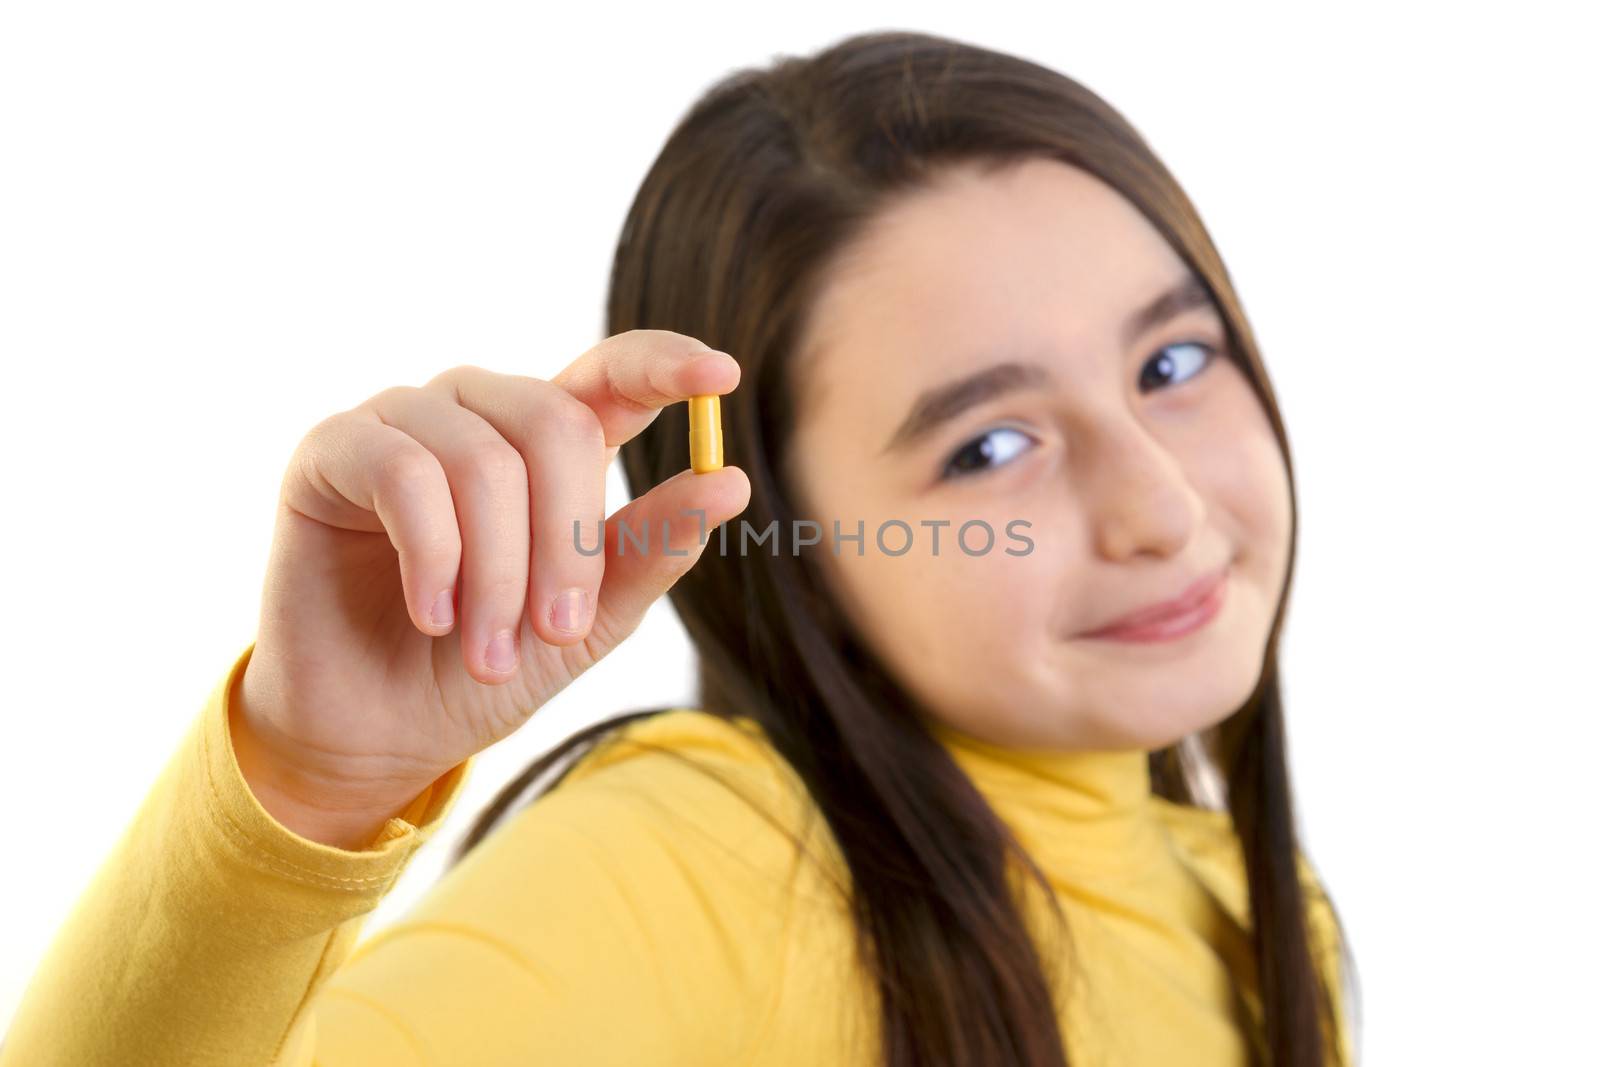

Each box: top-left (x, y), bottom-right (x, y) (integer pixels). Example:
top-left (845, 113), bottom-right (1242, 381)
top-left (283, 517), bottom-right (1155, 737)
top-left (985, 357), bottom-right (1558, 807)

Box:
top-left (232, 330), bottom-right (749, 843)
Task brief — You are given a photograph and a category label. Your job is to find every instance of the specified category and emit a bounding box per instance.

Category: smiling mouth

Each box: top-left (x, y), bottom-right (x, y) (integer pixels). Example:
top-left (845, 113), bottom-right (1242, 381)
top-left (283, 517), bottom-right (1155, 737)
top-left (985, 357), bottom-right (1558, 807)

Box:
top-left (1078, 566), bottom-right (1230, 644)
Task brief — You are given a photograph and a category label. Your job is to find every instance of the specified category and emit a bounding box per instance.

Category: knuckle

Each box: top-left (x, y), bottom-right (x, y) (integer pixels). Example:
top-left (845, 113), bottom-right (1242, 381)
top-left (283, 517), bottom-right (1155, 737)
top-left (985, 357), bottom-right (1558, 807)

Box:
top-left (599, 363), bottom-right (655, 417)
top-left (463, 437), bottom-right (528, 488)
top-left (370, 383), bottom-right (424, 410)
top-left (286, 413), bottom-right (351, 495)
top-left (524, 378), bottom-right (606, 445)
top-left (296, 411), bottom-right (344, 455)
top-left (423, 363), bottom-right (482, 392)
top-left (375, 444), bottom-right (441, 494)
top-left (372, 382), bottom-right (419, 403)
top-left (550, 394), bottom-right (608, 446)
top-left (540, 382), bottom-right (608, 444)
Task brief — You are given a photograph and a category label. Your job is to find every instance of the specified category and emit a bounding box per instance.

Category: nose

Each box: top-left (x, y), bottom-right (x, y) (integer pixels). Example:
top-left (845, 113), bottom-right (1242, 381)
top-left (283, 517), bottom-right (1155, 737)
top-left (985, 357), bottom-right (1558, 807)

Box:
top-left (1075, 417), bottom-right (1203, 562)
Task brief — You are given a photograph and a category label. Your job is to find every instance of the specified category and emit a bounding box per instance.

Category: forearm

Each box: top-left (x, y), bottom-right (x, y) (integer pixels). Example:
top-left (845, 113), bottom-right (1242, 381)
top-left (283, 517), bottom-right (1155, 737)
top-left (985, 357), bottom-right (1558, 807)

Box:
top-left (1, 645), bottom-right (463, 1067)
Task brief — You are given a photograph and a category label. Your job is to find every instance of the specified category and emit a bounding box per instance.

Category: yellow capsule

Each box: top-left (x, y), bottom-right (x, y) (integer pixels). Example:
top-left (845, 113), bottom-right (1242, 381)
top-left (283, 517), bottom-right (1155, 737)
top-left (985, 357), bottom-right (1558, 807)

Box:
top-left (688, 394), bottom-right (723, 473)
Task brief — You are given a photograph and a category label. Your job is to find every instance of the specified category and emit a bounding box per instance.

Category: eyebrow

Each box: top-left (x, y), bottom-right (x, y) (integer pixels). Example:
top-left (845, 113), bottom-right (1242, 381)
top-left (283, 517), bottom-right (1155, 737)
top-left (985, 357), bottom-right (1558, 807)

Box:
top-left (879, 273), bottom-right (1217, 455)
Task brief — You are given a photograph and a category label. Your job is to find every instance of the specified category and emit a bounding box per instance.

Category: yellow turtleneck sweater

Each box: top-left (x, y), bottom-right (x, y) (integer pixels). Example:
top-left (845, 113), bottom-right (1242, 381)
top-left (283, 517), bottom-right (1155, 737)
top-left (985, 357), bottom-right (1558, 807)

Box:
top-left (2, 642), bottom-right (1352, 1066)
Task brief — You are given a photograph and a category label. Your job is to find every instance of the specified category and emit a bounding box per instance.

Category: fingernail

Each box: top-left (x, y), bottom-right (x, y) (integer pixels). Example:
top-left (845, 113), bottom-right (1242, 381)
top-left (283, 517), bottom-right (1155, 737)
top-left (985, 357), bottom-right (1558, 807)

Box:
top-left (550, 588), bottom-right (590, 634)
top-left (485, 629), bottom-right (518, 673)
top-left (430, 589), bottom-right (455, 628)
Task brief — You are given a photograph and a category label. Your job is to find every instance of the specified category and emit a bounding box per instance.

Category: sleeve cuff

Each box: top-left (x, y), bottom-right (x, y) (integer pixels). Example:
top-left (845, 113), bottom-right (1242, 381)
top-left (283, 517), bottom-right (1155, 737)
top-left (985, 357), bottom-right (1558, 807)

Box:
top-left (198, 641), bottom-right (476, 892)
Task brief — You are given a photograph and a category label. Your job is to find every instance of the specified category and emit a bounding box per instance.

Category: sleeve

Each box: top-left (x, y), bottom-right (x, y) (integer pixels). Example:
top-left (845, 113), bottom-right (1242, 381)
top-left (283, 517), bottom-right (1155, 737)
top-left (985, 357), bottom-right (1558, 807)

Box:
top-left (307, 732), bottom-right (789, 1066)
top-left (2, 645), bottom-right (792, 1067)
top-left (0, 642), bottom-right (475, 1067)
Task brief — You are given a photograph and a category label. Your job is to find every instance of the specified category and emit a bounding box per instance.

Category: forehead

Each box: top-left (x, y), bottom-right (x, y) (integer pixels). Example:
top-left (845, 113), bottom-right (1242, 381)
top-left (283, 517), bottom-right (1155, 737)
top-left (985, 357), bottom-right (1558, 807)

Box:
top-left (791, 157), bottom-right (1192, 425)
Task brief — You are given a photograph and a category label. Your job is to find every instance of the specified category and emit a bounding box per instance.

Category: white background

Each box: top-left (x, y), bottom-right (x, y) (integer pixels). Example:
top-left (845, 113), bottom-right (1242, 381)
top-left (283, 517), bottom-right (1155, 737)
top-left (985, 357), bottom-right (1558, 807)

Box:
top-left (2, 2), bottom-right (1595, 1061)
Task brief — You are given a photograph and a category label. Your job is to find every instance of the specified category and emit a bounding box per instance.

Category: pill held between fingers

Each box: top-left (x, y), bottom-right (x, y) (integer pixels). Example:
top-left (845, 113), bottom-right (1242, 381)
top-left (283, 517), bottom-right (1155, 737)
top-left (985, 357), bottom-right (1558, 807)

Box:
top-left (688, 394), bottom-right (723, 473)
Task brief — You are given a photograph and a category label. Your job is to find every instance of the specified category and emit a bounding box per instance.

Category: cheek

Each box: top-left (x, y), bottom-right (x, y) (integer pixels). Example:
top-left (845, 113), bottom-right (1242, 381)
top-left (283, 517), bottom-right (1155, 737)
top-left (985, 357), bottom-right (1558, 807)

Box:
top-left (1200, 379), bottom-right (1291, 552)
top-left (833, 537), bottom-right (1060, 689)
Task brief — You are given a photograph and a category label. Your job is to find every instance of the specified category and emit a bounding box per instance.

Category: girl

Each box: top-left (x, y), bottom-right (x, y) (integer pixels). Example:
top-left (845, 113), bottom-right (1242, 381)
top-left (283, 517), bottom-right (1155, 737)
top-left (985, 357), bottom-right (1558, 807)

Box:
top-left (3, 29), bottom-right (1357, 1067)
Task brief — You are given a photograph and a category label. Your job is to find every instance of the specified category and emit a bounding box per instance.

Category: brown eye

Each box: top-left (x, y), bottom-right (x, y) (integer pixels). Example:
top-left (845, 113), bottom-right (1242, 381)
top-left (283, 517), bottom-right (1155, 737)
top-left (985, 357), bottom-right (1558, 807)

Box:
top-left (1138, 341), bottom-right (1216, 393)
top-left (940, 426), bottom-right (1035, 481)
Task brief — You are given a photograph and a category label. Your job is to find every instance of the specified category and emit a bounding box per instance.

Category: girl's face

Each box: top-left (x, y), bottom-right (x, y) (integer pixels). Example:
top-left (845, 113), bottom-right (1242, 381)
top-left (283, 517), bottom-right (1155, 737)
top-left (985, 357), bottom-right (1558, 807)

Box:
top-left (783, 157), bottom-right (1292, 752)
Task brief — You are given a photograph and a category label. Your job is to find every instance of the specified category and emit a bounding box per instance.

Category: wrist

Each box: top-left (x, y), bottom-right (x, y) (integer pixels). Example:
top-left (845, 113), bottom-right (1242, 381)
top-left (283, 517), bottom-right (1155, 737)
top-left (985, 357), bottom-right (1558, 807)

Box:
top-left (227, 670), bottom-right (434, 850)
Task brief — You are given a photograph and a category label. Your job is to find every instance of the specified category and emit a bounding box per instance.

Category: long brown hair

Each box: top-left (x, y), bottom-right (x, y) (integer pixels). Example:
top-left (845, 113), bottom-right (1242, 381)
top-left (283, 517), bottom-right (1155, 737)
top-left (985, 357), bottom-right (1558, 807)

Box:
top-left (448, 29), bottom-right (1358, 1066)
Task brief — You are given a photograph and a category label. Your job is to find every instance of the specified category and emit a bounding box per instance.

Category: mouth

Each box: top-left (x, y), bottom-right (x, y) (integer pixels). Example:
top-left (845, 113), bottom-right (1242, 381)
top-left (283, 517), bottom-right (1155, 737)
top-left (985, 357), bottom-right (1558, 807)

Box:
top-left (1078, 565), bottom-right (1230, 644)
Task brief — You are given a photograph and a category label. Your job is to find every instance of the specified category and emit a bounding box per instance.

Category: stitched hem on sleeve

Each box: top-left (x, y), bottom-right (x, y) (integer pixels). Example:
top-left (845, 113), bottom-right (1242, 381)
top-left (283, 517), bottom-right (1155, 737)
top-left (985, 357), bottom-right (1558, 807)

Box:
top-left (196, 641), bottom-right (476, 892)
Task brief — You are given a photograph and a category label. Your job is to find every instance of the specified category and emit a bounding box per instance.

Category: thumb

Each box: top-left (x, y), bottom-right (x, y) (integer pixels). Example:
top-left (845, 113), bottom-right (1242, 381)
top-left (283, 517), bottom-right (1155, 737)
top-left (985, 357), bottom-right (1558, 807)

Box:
top-left (586, 464), bottom-right (751, 651)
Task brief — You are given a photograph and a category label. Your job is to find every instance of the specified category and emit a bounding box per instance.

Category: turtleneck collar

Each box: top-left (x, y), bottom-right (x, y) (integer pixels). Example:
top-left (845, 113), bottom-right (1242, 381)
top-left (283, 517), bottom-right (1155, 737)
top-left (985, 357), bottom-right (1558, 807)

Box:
top-left (926, 718), bottom-right (1174, 884)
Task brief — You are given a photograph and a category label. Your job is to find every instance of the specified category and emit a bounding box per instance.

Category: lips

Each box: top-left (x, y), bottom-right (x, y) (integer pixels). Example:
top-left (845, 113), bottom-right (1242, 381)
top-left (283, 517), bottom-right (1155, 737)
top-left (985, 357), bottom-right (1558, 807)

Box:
top-left (1081, 565), bottom-right (1229, 638)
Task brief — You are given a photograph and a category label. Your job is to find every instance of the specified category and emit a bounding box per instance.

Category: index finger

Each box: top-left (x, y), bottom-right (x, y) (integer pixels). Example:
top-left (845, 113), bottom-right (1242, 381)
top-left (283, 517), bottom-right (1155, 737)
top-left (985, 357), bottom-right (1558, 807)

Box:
top-left (551, 330), bottom-right (741, 465)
